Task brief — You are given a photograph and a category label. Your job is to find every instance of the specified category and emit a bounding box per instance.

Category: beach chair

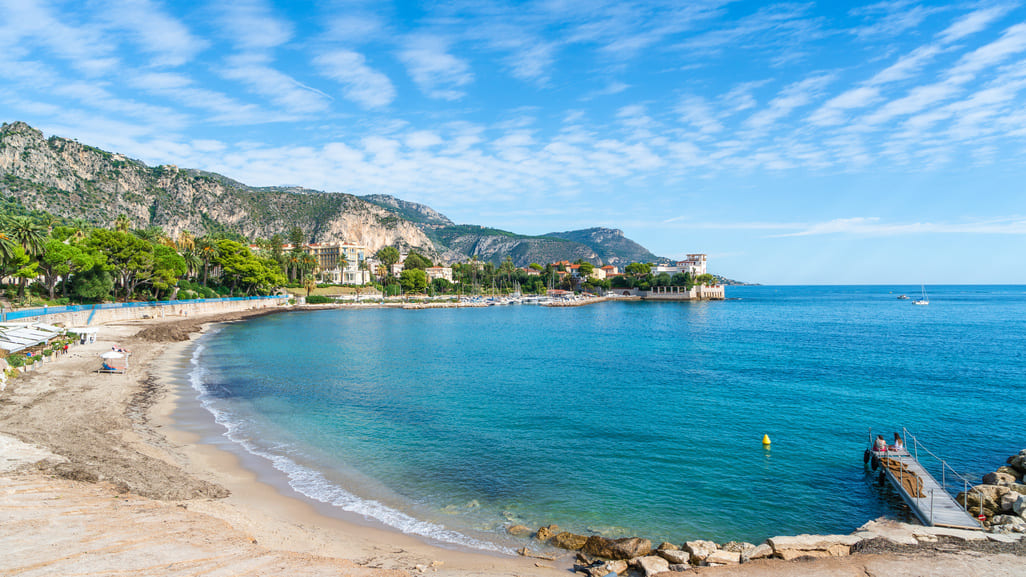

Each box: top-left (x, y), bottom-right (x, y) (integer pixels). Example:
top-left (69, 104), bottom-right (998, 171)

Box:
top-left (99, 362), bottom-right (126, 374)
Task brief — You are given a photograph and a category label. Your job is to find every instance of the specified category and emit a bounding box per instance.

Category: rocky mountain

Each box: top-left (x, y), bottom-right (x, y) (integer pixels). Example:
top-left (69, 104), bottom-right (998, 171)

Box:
top-left (0, 121), bottom-right (665, 267)
top-left (546, 228), bottom-right (661, 266)
top-left (360, 194), bottom-right (454, 227)
top-left (423, 225), bottom-right (604, 267)
top-left (0, 121), bottom-right (435, 255)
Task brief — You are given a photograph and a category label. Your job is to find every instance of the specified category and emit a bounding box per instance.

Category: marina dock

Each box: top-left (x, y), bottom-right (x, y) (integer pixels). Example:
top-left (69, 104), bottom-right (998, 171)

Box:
top-left (869, 430), bottom-right (983, 530)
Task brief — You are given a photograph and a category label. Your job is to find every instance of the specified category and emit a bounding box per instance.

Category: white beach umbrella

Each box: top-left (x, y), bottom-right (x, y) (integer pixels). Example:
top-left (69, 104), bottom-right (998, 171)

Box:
top-left (100, 351), bottom-right (125, 359)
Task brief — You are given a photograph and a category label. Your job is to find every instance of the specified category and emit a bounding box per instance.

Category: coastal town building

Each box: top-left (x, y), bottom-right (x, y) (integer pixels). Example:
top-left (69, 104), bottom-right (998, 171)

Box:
top-left (651, 254), bottom-right (708, 277)
top-left (425, 267), bottom-right (453, 282)
top-left (283, 242), bottom-right (371, 285)
top-left (600, 265), bottom-right (619, 277)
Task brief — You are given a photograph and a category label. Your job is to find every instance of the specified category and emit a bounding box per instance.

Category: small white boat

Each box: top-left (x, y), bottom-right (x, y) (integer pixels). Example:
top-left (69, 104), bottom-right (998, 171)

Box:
top-left (913, 285), bottom-right (929, 305)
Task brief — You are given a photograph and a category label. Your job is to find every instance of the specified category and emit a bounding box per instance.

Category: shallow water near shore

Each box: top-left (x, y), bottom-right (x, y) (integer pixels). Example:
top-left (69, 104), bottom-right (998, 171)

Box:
top-left (184, 286), bottom-right (1025, 550)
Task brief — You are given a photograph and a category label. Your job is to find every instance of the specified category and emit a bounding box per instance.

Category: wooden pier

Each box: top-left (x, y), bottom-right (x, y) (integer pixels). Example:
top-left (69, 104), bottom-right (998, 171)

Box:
top-left (869, 432), bottom-right (983, 530)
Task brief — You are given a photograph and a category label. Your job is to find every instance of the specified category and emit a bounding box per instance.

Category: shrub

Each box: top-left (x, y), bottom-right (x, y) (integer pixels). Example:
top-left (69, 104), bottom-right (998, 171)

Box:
top-left (6, 354), bottom-right (25, 368)
top-left (306, 295), bottom-right (331, 304)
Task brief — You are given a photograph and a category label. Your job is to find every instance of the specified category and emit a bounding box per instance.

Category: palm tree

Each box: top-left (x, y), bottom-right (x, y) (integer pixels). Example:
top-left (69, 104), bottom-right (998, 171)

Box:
top-left (114, 214), bottom-right (131, 232)
top-left (7, 216), bottom-right (45, 256)
top-left (375, 263), bottom-right (388, 283)
top-left (303, 275), bottom-right (316, 297)
top-left (0, 228), bottom-right (17, 263)
top-left (195, 238), bottom-right (220, 286)
top-left (176, 230), bottom-right (195, 252)
top-left (181, 249), bottom-right (202, 281)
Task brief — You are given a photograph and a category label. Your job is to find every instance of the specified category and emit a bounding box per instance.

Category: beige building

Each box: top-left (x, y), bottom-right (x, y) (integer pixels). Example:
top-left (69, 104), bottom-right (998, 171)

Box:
top-left (425, 266), bottom-right (453, 282)
top-left (285, 242), bottom-right (371, 285)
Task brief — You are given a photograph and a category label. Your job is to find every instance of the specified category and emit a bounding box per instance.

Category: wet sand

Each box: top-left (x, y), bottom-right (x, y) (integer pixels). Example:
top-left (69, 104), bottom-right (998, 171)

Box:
top-left (1, 308), bottom-right (1023, 576)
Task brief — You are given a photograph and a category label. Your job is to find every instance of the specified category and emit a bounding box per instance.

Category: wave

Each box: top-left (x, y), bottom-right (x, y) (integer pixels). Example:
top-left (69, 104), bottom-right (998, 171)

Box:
top-left (187, 335), bottom-right (512, 555)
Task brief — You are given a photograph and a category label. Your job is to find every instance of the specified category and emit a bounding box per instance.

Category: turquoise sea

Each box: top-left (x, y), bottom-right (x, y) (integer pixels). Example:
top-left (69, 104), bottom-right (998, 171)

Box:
top-left (185, 286), bottom-right (1026, 551)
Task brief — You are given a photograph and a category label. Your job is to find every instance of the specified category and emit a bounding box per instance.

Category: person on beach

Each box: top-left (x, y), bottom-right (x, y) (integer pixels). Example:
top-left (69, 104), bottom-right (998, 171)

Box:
top-left (893, 432), bottom-right (905, 451)
top-left (874, 435), bottom-right (887, 451)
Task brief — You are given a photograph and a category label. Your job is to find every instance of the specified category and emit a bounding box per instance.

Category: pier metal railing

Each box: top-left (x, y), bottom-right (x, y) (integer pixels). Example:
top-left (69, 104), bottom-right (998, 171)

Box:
top-left (868, 427), bottom-right (985, 528)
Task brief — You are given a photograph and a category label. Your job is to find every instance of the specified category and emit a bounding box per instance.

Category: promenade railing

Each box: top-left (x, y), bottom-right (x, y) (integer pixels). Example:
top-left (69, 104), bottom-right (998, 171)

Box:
top-left (899, 426), bottom-right (986, 525)
top-left (1, 295), bottom-right (286, 323)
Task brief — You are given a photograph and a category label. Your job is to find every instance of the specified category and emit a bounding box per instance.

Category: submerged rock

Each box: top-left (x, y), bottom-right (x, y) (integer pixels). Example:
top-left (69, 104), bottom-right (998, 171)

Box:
top-left (507, 524), bottom-right (532, 537)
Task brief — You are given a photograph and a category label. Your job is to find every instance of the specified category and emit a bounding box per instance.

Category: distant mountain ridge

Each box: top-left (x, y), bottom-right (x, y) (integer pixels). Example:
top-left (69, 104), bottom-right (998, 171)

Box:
top-left (0, 121), bottom-right (664, 267)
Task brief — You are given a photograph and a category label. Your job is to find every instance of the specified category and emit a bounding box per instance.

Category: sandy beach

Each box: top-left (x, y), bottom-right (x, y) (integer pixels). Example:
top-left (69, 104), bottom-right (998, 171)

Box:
top-left (1, 307), bottom-right (1024, 576)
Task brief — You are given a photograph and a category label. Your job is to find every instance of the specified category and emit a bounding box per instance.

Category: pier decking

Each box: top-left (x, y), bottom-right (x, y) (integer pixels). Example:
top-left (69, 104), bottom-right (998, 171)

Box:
top-left (870, 430), bottom-right (982, 530)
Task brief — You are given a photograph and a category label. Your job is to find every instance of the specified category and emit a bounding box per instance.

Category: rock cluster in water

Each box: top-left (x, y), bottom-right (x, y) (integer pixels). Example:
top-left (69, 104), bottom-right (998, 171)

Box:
top-left (956, 449), bottom-right (1026, 531)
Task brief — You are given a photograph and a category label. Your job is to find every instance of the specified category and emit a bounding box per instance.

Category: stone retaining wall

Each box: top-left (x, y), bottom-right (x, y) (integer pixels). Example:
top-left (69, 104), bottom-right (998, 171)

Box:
top-left (12, 297), bottom-right (289, 328)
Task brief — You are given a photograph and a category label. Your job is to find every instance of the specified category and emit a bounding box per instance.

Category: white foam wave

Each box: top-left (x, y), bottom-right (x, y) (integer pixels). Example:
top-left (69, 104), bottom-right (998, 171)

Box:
top-left (186, 338), bottom-right (511, 554)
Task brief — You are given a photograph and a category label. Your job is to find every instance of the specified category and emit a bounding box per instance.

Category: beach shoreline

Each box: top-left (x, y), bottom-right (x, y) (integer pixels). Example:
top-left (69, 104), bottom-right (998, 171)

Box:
top-left (1, 306), bottom-right (1023, 576)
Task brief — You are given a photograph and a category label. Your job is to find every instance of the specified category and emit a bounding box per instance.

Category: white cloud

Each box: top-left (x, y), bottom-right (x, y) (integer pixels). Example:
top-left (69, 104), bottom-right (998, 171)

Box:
top-left (938, 4), bottom-right (1015, 44)
top-left (746, 74), bottom-right (833, 130)
top-left (807, 86), bottom-right (882, 126)
top-left (313, 50), bottom-right (396, 109)
top-left (677, 95), bottom-right (723, 134)
top-left (102, 0), bottom-right (207, 67)
top-left (217, 0), bottom-right (293, 50)
top-left (398, 35), bottom-right (473, 100)
top-left (948, 22), bottom-right (1026, 79)
top-left (223, 55), bottom-right (331, 114)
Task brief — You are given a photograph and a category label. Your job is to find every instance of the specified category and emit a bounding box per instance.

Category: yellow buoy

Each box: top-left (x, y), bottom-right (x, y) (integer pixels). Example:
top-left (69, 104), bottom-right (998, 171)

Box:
top-left (762, 434), bottom-right (771, 446)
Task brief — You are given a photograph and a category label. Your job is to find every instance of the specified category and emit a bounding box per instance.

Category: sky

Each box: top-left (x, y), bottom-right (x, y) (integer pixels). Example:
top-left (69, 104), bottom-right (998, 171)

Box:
top-left (1, 0), bottom-right (1025, 284)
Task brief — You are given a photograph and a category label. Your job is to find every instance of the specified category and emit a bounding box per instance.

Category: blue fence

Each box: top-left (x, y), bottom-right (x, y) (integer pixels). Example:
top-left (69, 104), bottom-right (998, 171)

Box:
top-left (1, 296), bottom-right (285, 322)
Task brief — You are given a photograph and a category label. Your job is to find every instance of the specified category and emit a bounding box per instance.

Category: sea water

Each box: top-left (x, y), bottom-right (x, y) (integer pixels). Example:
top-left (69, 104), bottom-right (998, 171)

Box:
top-left (186, 286), bottom-right (1026, 549)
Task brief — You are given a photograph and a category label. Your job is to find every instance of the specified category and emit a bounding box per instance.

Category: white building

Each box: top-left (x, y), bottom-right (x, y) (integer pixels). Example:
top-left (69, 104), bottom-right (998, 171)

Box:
top-left (651, 254), bottom-right (708, 277)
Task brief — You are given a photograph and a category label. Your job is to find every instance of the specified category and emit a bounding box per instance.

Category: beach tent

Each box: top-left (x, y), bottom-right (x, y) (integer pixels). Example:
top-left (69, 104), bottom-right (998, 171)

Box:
top-left (0, 323), bottom-right (63, 354)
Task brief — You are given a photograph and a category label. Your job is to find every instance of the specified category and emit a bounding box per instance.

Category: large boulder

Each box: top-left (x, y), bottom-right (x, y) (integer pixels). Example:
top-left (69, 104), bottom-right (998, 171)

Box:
top-left (705, 550), bottom-right (741, 565)
top-left (958, 485), bottom-right (1009, 513)
top-left (656, 549), bottom-right (690, 565)
top-left (747, 544), bottom-right (774, 560)
top-left (656, 542), bottom-right (678, 551)
top-left (683, 540), bottom-right (718, 563)
top-left (582, 536), bottom-right (652, 560)
top-left (552, 532), bottom-right (589, 551)
top-left (1007, 452), bottom-right (1026, 474)
top-left (1015, 495), bottom-right (1026, 516)
top-left (767, 534), bottom-right (860, 561)
top-left (1009, 484), bottom-right (1026, 496)
top-left (990, 515), bottom-right (1026, 528)
top-left (634, 556), bottom-right (669, 577)
top-left (535, 525), bottom-right (559, 541)
top-left (603, 560), bottom-right (629, 575)
top-left (997, 466), bottom-right (1023, 481)
top-left (983, 471), bottom-right (1018, 486)
top-left (1000, 492), bottom-right (1023, 512)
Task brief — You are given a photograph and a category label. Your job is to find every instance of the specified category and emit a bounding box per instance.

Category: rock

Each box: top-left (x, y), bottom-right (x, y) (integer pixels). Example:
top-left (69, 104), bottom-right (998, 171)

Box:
top-left (998, 466), bottom-right (1023, 480)
top-left (656, 542), bottom-right (678, 550)
top-left (1008, 453), bottom-right (1026, 474)
top-left (705, 550), bottom-right (741, 565)
top-left (721, 541), bottom-right (754, 553)
top-left (581, 536), bottom-right (652, 560)
top-left (767, 534), bottom-right (860, 561)
top-left (991, 515), bottom-right (1026, 527)
top-left (1000, 492), bottom-right (1022, 512)
top-left (747, 544), bottom-right (774, 560)
top-left (682, 540), bottom-right (718, 563)
top-left (552, 532), bottom-right (589, 551)
top-left (635, 556), bottom-right (669, 577)
top-left (517, 548), bottom-right (557, 560)
top-left (1008, 483), bottom-right (1026, 496)
top-left (958, 485), bottom-right (1009, 513)
top-left (535, 525), bottom-right (559, 541)
top-left (656, 550), bottom-right (690, 565)
top-left (604, 560), bottom-right (629, 575)
top-left (667, 564), bottom-right (691, 572)
top-left (1015, 496), bottom-right (1026, 516)
top-left (609, 537), bottom-right (651, 559)
top-left (984, 472), bottom-right (1017, 486)
top-left (507, 524), bottom-right (532, 537)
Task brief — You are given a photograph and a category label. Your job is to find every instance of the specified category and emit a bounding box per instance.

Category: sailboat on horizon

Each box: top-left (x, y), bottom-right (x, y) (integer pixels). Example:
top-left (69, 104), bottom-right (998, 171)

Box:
top-left (913, 285), bottom-right (929, 306)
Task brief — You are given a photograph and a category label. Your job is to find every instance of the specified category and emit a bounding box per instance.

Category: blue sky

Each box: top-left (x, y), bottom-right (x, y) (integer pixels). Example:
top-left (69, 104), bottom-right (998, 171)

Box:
top-left (1, 0), bottom-right (1025, 284)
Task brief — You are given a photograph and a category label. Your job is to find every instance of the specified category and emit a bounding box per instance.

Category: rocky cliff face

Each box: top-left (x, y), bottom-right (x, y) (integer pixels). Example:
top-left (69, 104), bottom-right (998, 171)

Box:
top-left (425, 225), bottom-right (603, 267)
top-left (0, 122), bottom-right (435, 255)
top-left (361, 194), bottom-right (454, 226)
top-left (546, 227), bottom-right (661, 265)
